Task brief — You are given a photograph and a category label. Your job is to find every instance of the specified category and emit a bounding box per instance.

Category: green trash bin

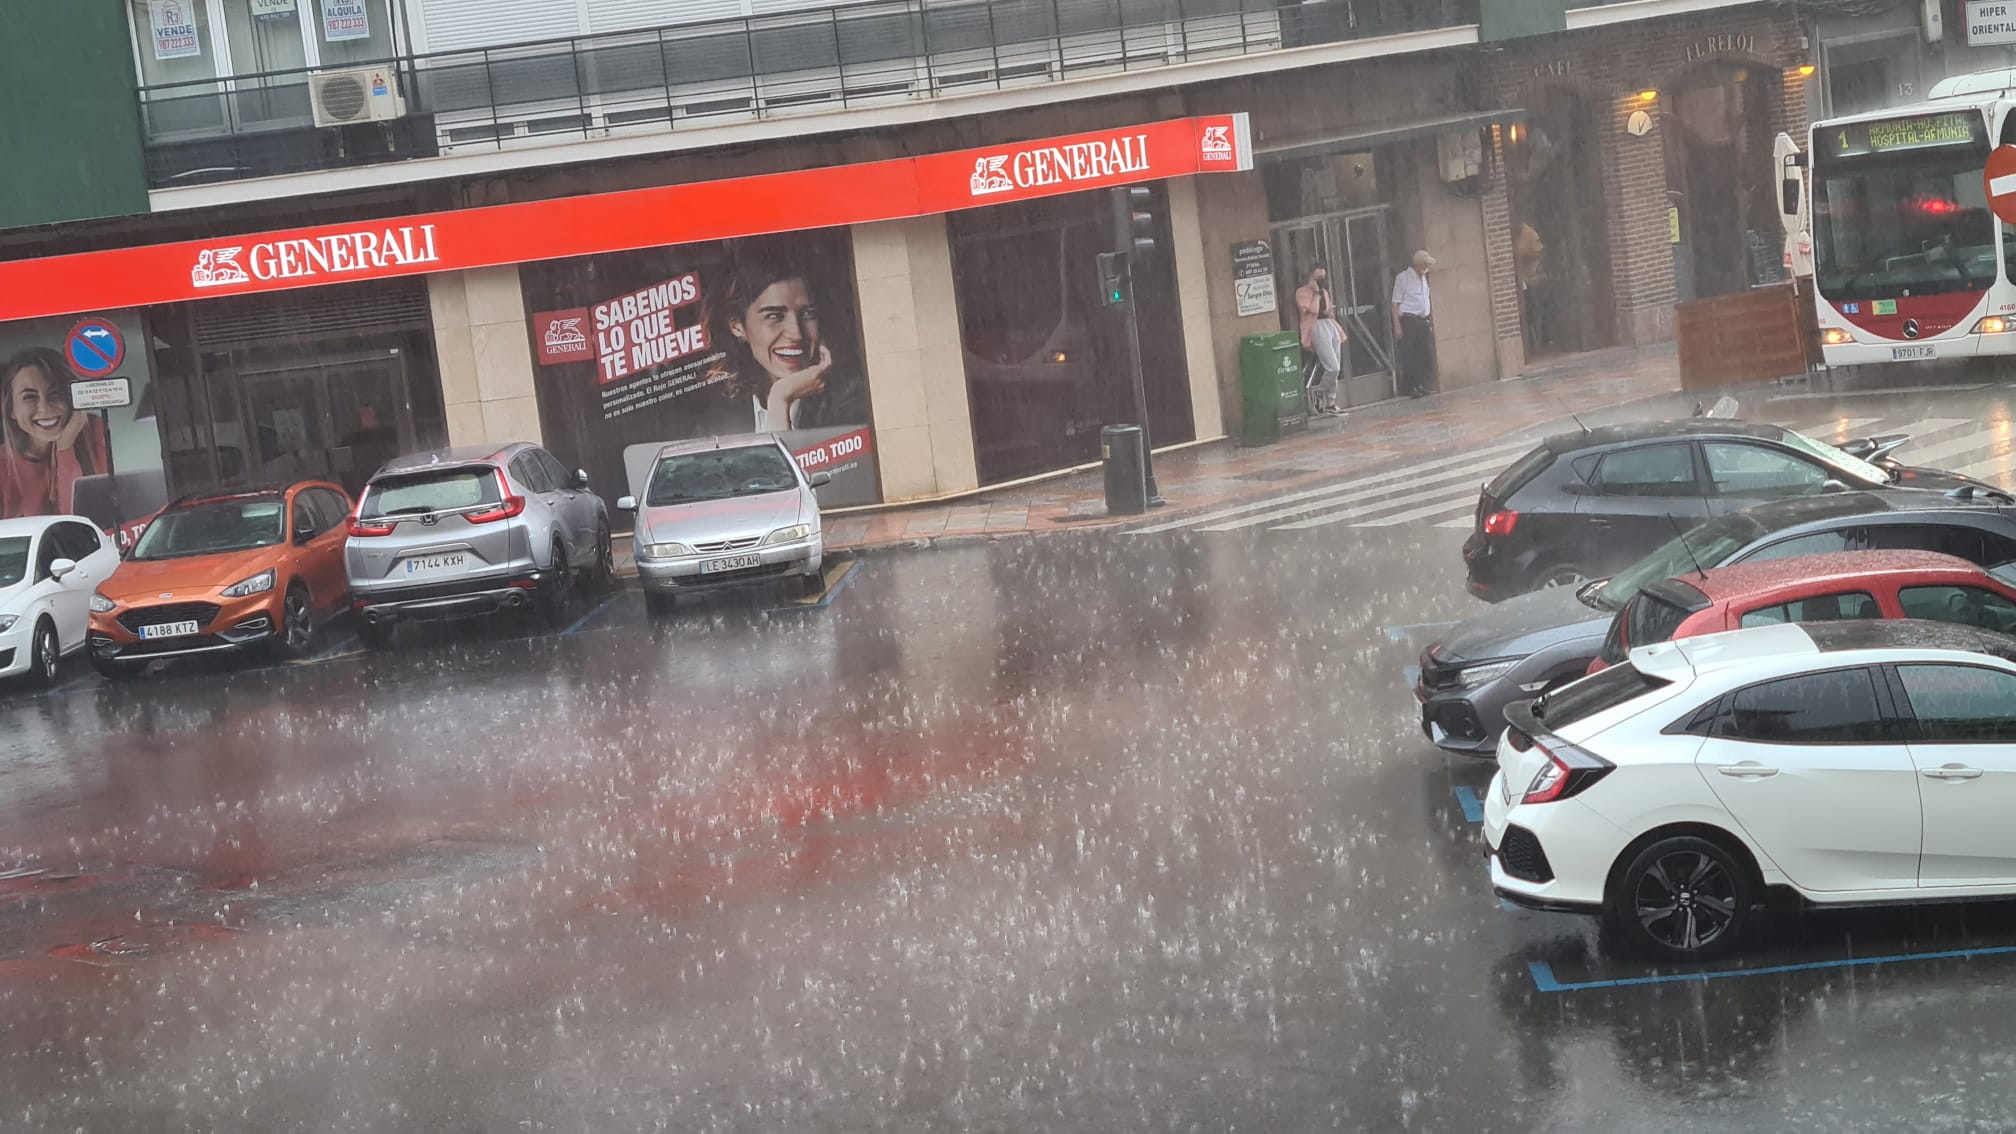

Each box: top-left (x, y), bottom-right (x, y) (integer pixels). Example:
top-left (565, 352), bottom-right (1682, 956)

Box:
top-left (1239, 331), bottom-right (1306, 444)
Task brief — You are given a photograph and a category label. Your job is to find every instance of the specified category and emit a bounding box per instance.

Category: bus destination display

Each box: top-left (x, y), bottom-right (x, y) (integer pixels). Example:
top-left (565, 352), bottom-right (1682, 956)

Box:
top-left (1821, 112), bottom-right (1986, 159)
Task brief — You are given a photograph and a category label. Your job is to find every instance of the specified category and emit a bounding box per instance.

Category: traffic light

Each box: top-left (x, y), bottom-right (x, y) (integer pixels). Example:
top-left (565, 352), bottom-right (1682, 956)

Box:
top-left (1097, 252), bottom-right (1129, 307)
top-left (1124, 185), bottom-right (1157, 264)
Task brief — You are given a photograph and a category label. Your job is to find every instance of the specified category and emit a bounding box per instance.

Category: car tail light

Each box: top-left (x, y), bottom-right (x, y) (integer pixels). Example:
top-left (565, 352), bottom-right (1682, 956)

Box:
top-left (348, 517), bottom-right (395, 537)
top-left (465, 495), bottom-right (527, 525)
top-left (1482, 510), bottom-right (1519, 536)
top-left (1521, 738), bottom-right (1615, 804)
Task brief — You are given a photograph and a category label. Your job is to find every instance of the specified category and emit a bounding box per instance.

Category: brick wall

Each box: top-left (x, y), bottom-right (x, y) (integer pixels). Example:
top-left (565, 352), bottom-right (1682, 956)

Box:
top-left (1481, 5), bottom-right (1808, 359)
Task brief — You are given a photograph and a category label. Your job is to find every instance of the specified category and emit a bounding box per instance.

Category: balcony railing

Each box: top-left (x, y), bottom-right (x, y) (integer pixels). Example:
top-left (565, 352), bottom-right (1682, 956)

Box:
top-left (137, 0), bottom-right (1484, 190)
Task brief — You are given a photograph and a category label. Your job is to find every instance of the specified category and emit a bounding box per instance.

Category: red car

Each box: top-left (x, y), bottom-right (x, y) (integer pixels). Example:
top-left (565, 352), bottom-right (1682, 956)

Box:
top-left (1589, 549), bottom-right (2016, 673)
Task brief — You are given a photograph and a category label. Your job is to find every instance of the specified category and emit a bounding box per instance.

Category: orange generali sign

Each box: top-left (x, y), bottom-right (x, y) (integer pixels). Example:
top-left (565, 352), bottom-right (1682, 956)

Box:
top-left (0, 114), bottom-right (1252, 323)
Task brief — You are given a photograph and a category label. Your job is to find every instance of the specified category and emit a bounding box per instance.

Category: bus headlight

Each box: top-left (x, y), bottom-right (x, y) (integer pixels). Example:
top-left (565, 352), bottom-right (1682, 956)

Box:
top-left (1973, 316), bottom-right (2014, 335)
top-left (1821, 327), bottom-right (1853, 346)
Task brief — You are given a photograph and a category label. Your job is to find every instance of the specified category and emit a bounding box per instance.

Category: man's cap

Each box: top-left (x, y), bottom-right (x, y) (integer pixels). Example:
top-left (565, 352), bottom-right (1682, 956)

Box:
top-left (1412, 250), bottom-right (1436, 268)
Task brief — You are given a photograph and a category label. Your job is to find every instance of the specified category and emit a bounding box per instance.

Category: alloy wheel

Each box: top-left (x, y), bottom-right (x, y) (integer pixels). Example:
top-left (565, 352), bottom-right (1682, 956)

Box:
top-left (285, 590), bottom-right (312, 651)
top-left (1537, 566), bottom-right (1589, 589)
top-left (35, 625), bottom-right (56, 683)
top-left (1632, 849), bottom-right (1738, 953)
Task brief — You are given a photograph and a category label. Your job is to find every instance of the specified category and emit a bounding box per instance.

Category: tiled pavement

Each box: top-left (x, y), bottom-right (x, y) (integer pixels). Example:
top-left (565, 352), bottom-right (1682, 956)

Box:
top-left (613, 341), bottom-right (1691, 573)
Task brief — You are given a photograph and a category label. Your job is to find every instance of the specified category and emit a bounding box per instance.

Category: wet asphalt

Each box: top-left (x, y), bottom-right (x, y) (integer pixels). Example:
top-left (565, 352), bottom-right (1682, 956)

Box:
top-left (11, 382), bottom-right (2016, 1129)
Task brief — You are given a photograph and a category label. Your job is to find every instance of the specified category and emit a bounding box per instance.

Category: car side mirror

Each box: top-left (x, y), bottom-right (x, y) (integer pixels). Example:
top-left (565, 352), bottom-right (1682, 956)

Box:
top-left (616, 495), bottom-right (637, 511)
top-left (48, 558), bottom-right (76, 581)
top-left (572, 469), bottom-right (591, 490)
top-left (294, 521), bottom-right (316, 544)
top-left (809, 472), bottom-right (832, 488)
top-left (1822, 479), bottom-right (1847, 493)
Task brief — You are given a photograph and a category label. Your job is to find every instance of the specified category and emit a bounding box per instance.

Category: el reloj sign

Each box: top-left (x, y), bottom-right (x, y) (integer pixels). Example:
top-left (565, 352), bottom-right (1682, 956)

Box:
top-left (0, 115), bottom-right (1252, 323)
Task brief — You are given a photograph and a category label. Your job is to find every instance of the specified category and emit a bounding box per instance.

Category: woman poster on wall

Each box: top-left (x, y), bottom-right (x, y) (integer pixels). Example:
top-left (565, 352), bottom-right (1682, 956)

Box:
top-left (0, 314), bottom-right (168, 545)
top-left (524, 231), bottom-right (880, 508)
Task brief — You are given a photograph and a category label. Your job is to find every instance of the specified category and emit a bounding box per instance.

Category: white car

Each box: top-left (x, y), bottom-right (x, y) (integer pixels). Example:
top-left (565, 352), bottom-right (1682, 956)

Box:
top-left (0, 516), bottom-right (121, 685)
top-left (1484, 618), bottom-right (2016, 960)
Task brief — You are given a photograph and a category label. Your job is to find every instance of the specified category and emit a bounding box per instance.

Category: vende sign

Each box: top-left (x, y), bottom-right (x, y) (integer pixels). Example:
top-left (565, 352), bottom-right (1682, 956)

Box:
top-left (0, 114), bottom-right (1250, 323)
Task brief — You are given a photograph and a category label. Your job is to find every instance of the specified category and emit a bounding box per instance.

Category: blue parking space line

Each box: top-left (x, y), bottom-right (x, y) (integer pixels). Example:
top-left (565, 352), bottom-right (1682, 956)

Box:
top-left (1529, 943), bottom-right (2016, 993)
top-left (1453, 785), bottom-right (1483, 824)
top-left (1402, 664), bottom-right (1420, 688)
top-left (562, 594), bottom-right (620, 636)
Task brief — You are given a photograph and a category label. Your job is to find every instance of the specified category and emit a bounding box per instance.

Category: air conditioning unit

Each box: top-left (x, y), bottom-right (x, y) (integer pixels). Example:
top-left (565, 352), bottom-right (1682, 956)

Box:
top-left (310, 67), bottom-right (405, 127)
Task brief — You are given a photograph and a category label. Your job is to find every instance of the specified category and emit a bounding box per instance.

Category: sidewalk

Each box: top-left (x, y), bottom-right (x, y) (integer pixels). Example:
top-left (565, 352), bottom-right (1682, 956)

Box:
top-left (824, 341), bottom-right (1688, 552)
top-left (612, 341), bottom-right (1687, 573)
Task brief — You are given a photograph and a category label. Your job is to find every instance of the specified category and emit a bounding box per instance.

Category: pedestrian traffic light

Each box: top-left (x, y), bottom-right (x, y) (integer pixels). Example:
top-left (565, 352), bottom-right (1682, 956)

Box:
top-left (1097, 251), bottom-right (1129, 307)
top-left (1124, 186), bottom-right (1157, 264)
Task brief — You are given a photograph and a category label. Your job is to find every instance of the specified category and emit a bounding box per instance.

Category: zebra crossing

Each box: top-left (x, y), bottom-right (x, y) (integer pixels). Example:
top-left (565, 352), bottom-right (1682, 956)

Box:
top-left (1129, 414), bottom-right (2016, 538)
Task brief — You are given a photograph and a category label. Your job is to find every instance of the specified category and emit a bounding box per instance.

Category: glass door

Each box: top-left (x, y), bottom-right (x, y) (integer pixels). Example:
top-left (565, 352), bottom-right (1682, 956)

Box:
top-left (242, 371), bottom-right (330, 484)
top-left (322, 356), bottom-right (410, 494)
top-left (1341, 211), bottom-right (1395, 405)
top-left (1272, 210), bottom-right (1397, 408)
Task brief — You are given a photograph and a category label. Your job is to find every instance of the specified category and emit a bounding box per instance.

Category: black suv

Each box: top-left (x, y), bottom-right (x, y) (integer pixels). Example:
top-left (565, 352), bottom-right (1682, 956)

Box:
top-left (1461, 419), bottom-right (1999, 601)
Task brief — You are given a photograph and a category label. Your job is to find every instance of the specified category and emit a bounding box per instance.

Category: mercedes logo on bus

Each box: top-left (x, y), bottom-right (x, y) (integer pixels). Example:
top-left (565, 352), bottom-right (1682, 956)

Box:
top-left (1902, 318), bottom-right (1922, 339)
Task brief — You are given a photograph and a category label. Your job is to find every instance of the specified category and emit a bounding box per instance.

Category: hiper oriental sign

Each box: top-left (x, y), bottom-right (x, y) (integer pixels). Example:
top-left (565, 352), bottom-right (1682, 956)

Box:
top-left (0, 115), bottom-right (1251, 324)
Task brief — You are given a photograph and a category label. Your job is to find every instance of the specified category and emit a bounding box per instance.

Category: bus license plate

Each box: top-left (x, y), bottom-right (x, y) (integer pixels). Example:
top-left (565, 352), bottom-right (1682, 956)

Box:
top-left (1892, 345), bottom-right (1936, 361)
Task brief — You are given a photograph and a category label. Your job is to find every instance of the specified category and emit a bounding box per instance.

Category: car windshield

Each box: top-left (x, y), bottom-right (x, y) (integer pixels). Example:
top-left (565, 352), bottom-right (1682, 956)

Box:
top-left (1592, 512), bottom-right (1766, 611)
top-left (130, 499), bottom-right (285, 560)
top-left (1778, 428), bottom-right (1891, 485)
top-left (361, 468), bottom-right (502, 519)
top-left (646, 447), bottom-right (799, 506)
top-left (0, 537), bottom-right (28, 587)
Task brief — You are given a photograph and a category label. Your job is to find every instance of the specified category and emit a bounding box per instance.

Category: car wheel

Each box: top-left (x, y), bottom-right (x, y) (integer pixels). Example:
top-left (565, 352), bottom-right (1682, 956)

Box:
top-left (1607, 835), bottom-right (1752, 962)
top-left (27, 620), bottom-right (59, 688)
top-left (799, 571), bottom-right (824, 598)
top-left (267, 584), bottom-right (315, 661)
top-left (1532, 562), bottom-right (1590, 591)
top-left (90, 653), bottom-right (139, 681)
top-left (644, 590), bottom-right (676, 617)
top-left (588, 521), bottom-right (615, 593)
top-left (541, 543), bottom-right (574, 629)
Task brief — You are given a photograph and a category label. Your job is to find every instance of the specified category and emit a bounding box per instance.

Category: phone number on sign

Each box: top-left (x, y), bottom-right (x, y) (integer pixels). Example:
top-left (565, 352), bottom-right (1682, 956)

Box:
top-left (793, 428), bottom-right (873, 470)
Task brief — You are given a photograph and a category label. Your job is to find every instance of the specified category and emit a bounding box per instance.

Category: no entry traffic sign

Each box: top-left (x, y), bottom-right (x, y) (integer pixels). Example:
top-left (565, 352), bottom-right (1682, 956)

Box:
top-left (1988, 145), bottom-right (2016, 225)
top-left (63, 318), bottom-right (125, 378)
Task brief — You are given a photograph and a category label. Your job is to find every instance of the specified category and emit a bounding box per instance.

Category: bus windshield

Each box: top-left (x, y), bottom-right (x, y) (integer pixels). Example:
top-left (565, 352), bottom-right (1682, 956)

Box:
top-left (1812, 141), bottom-right (2000, 302)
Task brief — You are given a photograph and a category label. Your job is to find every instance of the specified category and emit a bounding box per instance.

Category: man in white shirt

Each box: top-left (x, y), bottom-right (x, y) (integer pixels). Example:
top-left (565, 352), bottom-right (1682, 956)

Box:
top-left (1391, 250), bottom-right (1436, 398)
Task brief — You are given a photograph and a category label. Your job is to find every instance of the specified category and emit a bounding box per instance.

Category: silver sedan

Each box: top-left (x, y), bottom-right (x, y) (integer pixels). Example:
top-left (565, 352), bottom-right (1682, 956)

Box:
top-left (617, 435), bottom-right (828, 614)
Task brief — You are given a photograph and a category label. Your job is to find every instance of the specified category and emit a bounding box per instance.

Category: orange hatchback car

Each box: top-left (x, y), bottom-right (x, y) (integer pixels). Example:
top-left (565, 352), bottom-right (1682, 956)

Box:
top-left (88, 482), bottom-right (353, 678)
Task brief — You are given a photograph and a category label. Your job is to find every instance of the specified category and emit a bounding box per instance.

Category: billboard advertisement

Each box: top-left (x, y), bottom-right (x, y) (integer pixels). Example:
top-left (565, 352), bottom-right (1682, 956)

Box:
top-left (0, 313), bottom-right (167, 547)
top-left (523, 230), bottom-right (879, 508)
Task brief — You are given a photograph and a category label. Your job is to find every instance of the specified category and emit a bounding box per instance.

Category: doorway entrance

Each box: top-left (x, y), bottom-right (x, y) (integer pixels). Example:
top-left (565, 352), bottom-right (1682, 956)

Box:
top-left (1271, 209), bottom-right (1396, 407)
top-left (1665, 62), bottom-right (1785, 301)
top-left (1505, 89), bottom-right (1616, 358)
top-left (229, 353), bottom-right (414, 493)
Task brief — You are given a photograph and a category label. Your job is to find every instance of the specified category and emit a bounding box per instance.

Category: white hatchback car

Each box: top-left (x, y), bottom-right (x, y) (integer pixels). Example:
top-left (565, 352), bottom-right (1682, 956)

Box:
top-left (0, 516), bottom-right (121, 685)
top-left (1485, 618), bottom-right (2016, 960)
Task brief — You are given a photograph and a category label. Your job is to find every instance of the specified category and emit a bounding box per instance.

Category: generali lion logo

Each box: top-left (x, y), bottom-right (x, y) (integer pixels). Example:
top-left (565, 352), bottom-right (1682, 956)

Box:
top-left (1199, 125), bottom-right (1233, 162)
top-left (969, 155), bottom-right (1013, 196)
top-left (190, 247), bottom-right (250, 288)
top-left (543, 317), bottom-right (586, 355)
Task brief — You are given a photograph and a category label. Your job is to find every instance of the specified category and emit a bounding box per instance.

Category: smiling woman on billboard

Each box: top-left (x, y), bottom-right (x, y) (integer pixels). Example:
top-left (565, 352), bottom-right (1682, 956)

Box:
top-left (701, 239), bottom-right (869, 435)
top-left (0, 347), bottom-right (109, 519)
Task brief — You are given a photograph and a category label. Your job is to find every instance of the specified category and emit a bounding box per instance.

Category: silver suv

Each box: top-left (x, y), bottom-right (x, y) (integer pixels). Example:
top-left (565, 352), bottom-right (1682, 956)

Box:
top-left (346, 442), bottom-right (611, 646)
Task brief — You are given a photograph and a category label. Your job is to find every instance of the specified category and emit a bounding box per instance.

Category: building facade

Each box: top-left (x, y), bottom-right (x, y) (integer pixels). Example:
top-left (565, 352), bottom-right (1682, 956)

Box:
top-left (0, 0), bottom-right (1793, 540)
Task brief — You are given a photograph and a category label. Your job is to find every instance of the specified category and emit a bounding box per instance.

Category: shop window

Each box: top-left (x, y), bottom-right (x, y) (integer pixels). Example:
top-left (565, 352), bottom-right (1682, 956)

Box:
top-left (948, 188), bottom-right (1193, 486)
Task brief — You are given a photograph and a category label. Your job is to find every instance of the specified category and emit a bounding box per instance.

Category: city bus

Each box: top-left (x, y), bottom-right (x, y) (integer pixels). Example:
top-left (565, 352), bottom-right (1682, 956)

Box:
top-left (1784, 69), bottom-right (2016, 369)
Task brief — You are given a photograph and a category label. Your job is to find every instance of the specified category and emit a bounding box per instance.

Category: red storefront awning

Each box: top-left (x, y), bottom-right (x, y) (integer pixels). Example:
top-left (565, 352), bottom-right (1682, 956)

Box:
top-left (0, 114), bottom-right (1251, 324)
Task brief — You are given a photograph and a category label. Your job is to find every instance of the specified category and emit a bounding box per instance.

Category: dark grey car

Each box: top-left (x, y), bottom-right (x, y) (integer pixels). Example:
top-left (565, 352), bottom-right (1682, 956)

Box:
top-left (1416, 489), bottom-right (2016, 754)
top-left (345, 442), bottom-right (612, 645)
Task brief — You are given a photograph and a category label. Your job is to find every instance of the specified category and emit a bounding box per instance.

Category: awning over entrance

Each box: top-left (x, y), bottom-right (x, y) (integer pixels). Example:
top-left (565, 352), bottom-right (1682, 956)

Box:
top-left (1255, 109), bottom-right (1527, 163)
